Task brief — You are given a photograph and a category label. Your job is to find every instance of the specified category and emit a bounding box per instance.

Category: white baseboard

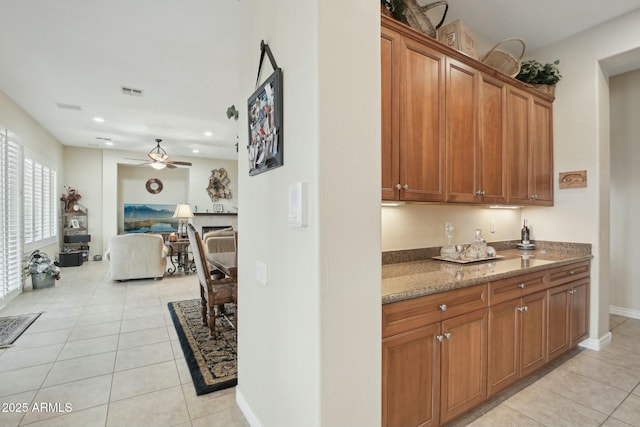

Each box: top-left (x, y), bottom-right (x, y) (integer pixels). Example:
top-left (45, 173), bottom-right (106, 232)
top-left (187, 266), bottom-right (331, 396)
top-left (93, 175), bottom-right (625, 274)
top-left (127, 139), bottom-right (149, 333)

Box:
top-left (579, 331), bottom-right (612, 351)
top-left (609, 305), bottom-right (640, 320)
top-left (236, 387), bottom-right (263, 427)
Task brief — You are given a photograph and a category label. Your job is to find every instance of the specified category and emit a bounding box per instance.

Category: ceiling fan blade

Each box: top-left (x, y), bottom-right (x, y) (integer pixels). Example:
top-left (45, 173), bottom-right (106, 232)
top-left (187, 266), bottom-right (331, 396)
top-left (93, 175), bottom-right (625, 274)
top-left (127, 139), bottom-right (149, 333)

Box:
top-left (166, 161), bottom-right (192, 166)
top-left (165, 163), bottom-right (177, 169)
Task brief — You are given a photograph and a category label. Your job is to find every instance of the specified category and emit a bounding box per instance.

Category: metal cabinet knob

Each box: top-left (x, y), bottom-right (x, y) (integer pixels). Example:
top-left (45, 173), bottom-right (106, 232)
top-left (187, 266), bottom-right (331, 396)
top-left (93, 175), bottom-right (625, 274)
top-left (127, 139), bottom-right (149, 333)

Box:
top-left (395, 184), bottom-right (402, 190)
top-left (517, 306), bottom-right (529, 312)
top-left (475, 190), bottom-right (485, 196)
top-left (403, 184), bottom-right (409, 190)
top-left (568, 289), bottom-right (576, 295)
top-left (444, 332), bottom-right (452, 340)
top-left (568, 270), bottom-right (575, 275)
top-left (436, 335), bottom-right (444, 342)
top-left (439, 304), bottom-right (448, 311)
top-left (518, 283), bottom-right (526, 289)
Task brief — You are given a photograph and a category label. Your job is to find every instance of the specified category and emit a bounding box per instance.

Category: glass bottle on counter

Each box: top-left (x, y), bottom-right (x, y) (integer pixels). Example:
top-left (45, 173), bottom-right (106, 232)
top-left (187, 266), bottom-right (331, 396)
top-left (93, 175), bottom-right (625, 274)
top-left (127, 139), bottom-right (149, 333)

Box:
top-left (440, 222), bottom-right (458, 259)
top-left (521, 219), bottom-right (530, 244)
top-left (466, 228), bottom-right (487, 259)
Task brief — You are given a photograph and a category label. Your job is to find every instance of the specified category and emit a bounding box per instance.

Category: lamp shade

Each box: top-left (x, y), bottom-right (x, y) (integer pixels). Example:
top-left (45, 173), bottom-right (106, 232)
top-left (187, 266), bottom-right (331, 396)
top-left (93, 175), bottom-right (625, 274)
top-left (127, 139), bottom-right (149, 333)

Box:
top-left (173, 204), bottom-right (194, 218)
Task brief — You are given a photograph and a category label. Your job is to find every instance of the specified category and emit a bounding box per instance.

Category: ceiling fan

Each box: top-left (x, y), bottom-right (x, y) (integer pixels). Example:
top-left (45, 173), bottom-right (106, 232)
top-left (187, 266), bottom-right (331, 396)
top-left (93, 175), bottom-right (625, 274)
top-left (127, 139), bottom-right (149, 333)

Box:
top-left (131, 139), bottom-right (192, 169)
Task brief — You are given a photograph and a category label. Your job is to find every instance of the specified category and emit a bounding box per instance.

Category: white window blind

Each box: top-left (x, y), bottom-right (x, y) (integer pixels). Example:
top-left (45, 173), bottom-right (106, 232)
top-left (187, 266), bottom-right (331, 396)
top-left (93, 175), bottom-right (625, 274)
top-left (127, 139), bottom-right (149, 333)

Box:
top-left (24, 156), bottom-right (57, 247)
top-left (0, 131), bottom-right (22, 298)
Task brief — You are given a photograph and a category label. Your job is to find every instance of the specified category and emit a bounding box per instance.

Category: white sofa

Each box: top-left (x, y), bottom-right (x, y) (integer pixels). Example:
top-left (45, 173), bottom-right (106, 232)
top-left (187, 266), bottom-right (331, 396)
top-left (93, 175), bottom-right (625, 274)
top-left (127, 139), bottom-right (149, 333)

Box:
top-left (105, 233), bottom-right (169, 281)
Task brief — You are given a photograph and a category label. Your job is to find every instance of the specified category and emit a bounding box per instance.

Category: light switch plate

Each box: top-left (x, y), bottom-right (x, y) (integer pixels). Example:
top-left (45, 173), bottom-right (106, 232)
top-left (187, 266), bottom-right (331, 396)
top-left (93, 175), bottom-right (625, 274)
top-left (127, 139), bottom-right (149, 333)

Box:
top-left (288, 182), bottom-right (308, 227)
top-left (256, 261), bottom-right (267, 285)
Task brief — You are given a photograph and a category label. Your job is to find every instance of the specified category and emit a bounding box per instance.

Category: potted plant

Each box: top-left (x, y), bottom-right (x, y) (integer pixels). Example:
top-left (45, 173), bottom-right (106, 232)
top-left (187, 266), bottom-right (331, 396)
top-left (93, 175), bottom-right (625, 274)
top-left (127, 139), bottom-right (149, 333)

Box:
top-left (60, 185), bottom-right (82, 212)
top-left (26, 250), bottom-right (61, 289)
top-left (515, 59), bottom-right (562, 96)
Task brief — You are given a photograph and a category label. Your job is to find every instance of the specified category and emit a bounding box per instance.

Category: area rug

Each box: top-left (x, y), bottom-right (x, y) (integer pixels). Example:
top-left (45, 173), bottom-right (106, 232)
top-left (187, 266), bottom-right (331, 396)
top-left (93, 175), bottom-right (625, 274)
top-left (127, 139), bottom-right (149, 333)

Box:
top-left (168, 299), bottom-right (236, 395)
top-left (0, 312), bottom-right (43, 348)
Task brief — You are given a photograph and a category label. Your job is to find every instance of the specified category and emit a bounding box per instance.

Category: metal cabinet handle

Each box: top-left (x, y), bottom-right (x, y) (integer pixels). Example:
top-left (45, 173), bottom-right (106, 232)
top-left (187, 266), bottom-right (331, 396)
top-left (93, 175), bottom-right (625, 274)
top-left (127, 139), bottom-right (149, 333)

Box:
top-left (444, 332), bottom-right (452, 340)
top-left (395, 184), bottom-right (402, 190)
top-left (439, 304), bottom-right (448, 311)
top-left (518, 283), bottom-right (526, 289)
top-left (403, 184), bottom-right (409, 190)
top-left (436, 335), bottom-right (444, 342)
top-left (568, 270), bottom-right (575, 275)
top-left (568, 289), bottom-right (576, 295)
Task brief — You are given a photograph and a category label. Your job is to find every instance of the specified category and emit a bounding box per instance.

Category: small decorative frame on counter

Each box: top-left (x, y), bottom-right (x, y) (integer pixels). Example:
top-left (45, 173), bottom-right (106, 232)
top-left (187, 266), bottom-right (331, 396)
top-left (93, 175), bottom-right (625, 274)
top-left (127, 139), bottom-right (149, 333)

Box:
top-left (559, 170), bottom-right (587, 189)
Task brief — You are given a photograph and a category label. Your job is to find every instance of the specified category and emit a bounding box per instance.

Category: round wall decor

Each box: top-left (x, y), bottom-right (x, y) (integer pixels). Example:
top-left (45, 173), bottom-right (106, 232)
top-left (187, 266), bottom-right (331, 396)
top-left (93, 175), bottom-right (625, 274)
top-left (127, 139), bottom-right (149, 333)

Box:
top-left (146, 178), bottom-right (163, 194)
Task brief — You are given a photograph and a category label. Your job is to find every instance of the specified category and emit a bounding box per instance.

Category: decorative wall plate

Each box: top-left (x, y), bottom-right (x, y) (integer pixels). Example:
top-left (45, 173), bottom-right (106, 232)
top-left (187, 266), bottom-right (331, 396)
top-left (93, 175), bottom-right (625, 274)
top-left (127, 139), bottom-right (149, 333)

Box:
top-left (146, 178), bottom-right (163, 194)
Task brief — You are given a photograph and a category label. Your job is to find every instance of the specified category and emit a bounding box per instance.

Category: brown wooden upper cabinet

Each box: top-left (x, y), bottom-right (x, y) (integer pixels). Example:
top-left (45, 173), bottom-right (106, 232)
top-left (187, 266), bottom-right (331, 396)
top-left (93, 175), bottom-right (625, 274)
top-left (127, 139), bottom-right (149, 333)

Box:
top-left (506, 86), bottom-right (554, 205)
top-left (381, 16), bottom-right (553, 206)
top-left (381, 24), bottom-right (446, 202)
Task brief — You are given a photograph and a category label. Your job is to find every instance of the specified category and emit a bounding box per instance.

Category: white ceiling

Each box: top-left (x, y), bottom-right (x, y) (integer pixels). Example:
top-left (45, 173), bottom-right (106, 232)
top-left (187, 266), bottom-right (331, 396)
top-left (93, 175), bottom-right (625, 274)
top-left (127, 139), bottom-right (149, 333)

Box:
top-left (1, 1), bottom-right (640, 160)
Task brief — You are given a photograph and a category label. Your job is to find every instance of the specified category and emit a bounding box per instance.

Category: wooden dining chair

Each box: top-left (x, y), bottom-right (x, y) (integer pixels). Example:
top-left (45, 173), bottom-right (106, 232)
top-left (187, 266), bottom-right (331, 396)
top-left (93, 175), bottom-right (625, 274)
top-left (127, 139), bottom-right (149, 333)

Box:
top-left (187, 224), bottom-right (236, 339)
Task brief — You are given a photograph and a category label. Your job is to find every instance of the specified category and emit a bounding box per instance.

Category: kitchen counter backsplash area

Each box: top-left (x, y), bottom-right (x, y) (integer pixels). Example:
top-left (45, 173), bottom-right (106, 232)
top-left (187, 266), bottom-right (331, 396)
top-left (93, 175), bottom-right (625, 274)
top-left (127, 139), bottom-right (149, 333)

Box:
top-left (382, 240), bottom-right (591, 265)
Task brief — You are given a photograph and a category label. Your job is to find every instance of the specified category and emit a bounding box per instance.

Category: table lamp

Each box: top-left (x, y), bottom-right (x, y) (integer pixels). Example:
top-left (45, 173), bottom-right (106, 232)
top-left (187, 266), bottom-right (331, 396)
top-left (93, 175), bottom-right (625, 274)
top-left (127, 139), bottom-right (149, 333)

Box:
top-left (173, 204), bottom-right (194, 238)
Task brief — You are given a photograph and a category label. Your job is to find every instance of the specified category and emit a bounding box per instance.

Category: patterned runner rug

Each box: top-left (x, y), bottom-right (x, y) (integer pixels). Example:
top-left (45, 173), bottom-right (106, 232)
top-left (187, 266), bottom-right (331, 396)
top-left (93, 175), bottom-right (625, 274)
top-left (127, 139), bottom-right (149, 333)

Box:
top-left (0, 312), bottom-right (43, 348)
top-left (168, 299), bottom-right (236, 395)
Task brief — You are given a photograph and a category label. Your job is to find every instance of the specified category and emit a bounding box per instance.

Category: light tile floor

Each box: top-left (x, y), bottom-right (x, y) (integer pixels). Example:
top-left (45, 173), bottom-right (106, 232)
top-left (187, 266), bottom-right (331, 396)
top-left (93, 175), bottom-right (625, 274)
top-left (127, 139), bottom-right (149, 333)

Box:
top-left (0, 260), bottom-right (248, 427)
top-left (466, 313), bottom-right (640, 427)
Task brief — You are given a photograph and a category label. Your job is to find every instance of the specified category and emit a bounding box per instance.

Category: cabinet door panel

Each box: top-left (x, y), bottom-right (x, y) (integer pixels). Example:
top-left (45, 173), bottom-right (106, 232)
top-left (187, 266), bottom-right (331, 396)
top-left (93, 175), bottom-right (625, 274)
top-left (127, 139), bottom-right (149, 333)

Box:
top-left (440, 309), bottom-right (487, 423)
top-left (520, 291), bottom-right (547, 377)
top-left (570, 279), bottom-right (590, 347)
top-left (382, 324), bottom-right (440, 427)
top-left (381, 28), bottom-right (400, 200)
top-left (488, 299), bottom-right (520, 396)
top-left (479, 75), bottom-right (507, 204)
top-left (547, 284), bottom-right (571, 362)
top-left (400, 38), bottom-right (445, 201)
top-left (531, 97), bottom-right (553, 205)
top-left (506, 87), bottom-right (531, 204)
top-left (446, 59), bottom-right (478, 202)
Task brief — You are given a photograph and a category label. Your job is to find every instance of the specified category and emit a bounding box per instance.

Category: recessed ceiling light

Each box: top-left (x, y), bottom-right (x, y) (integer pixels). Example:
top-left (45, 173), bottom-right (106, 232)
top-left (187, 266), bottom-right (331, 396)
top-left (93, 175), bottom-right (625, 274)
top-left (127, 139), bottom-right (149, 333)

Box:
top-left (93, 117), bottom-right (105, 123)
top-left (204, 131), bottom-right (213, 137)
top-left (192, 149), bottom-right (200, 154)
top-left (105, 141), bottom-right (114, 146)
top-left (55, 102), bottom-right (82, 111)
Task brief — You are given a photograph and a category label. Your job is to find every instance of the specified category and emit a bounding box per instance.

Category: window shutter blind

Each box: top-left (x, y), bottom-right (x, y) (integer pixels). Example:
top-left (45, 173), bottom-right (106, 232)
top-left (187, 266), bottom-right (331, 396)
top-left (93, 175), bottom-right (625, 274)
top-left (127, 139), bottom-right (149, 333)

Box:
top-left (1, 133), bottom-right (22, 297)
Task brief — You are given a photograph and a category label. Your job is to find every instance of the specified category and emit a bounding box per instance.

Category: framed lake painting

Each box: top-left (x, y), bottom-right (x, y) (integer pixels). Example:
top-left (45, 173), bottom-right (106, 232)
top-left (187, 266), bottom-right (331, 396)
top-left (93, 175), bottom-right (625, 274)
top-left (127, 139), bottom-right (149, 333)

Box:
top-left (123, 204), bottom-right (178, 233)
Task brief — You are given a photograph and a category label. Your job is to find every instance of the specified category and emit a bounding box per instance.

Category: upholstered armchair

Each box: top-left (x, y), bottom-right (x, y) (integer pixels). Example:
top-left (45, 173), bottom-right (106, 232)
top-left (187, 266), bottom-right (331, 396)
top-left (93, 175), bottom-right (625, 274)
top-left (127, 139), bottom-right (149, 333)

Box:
top-left (105, 233), bottom-right (169, 281)
top-left (202, 228), bottom-right (236, 254)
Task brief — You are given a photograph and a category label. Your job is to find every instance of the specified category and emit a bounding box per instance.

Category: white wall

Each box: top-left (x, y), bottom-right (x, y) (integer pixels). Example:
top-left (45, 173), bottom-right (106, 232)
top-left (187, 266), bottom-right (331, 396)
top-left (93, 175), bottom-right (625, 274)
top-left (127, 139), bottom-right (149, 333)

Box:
top-left (382, 204), bottom-right (521, 251)
top-left (522, 8), bottom-right (640, 341)
top-left (0, 89), bottom-right (64, 260)
top-left (610, 69), bottom-right (640, 314)
top-left (63, 147), bottom-right (103, 258)
top-left (237, 0), bottom-right (380, 426)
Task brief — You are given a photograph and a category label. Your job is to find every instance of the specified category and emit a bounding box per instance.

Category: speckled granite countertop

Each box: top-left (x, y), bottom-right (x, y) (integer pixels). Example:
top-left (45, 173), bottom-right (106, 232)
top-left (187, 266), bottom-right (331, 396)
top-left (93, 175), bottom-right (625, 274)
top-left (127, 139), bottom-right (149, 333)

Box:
top-left (382, 241), bottom-right (592, 305)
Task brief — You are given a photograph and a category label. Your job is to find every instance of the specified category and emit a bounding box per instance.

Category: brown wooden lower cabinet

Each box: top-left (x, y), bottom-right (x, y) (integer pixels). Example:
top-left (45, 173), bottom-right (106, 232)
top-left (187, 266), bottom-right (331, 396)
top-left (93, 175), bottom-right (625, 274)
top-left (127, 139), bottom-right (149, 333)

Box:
top-left (383, 261), bottom-right (590, 426)
top-left (382, 324), bottom-right (440, 427)
top-left (487, 290), bottom-right (547, 396)
top-left (382, 309), bottom-right (487, 427)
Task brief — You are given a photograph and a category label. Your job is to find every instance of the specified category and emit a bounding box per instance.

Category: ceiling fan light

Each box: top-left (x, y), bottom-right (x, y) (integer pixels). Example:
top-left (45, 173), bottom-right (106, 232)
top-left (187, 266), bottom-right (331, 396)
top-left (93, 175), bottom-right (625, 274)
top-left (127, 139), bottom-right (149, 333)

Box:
top-left (150, 162), bottom-right (166, 170)
top-left (149, 152), bottom-right (168, 161)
